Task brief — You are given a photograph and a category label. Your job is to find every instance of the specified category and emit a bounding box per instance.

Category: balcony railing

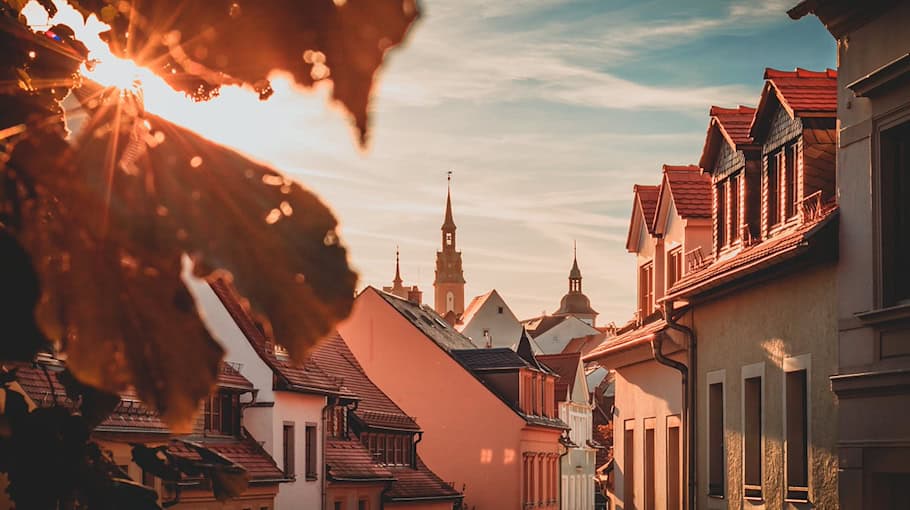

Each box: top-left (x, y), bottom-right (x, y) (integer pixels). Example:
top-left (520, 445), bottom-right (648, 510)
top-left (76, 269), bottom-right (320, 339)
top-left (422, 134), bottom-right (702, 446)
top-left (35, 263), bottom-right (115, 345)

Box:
top-left (799, 190), bottom-right (823, 221)
top-left (685, 247), bottom-right (709, 273)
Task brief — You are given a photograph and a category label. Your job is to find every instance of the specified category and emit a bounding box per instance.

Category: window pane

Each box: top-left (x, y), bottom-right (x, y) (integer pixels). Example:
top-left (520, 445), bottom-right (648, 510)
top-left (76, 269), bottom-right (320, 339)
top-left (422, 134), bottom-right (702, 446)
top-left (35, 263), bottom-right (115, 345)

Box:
top-left (306, 425), bottom-right (317, 478)
top-left (717, 182), bottom-right (726, 249)
top-left (882, 121), bottom-right (910, 305)
top-left (785, 144), bottom-right (798, 219)
top-left (283, 424), bottom-right (295, 476)
top-left (767, 153), bottom-right (779, 227)
top-left (786, 370), bottom-right (808, 492)
top-left (743, 377), bottom-right (762, 498)
top-left (667, 424), bottom-right (681, 510)
top-left (623, 422), bottom-right (635, 507)
top-left (708, 382), bottom-right (724, 496)
top-left (731, 176), bottom-right (740, 241)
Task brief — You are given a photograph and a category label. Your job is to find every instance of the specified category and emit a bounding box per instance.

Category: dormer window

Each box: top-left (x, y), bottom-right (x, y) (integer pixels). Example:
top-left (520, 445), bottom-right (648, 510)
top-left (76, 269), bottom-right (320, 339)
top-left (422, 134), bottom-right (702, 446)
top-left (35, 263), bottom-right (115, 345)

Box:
top-left (716, 182), bottom-right (726, 250)
top-left (667, 247), bottom-right (683, 289)
top-left (766, 141), bottom-right (799, 230)
top-left (274, 343), bottom-right (290, 359)
top-left (203, 390), bottom-right (240, 436)
top-left (328, 405), bottom-right (347, 438)
top-left (638, 262), bottom-right (654, 318)
top-left (362, 432), bottom-right (413, 466)
top-left (730, 174), bottom-right (740, 243)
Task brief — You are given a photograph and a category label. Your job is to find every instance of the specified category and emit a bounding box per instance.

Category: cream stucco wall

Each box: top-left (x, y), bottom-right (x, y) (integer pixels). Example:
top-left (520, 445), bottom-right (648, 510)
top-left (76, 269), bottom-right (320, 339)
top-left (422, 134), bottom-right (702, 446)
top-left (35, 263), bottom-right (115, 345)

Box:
top-left (458, 290), bottom-right (524, 349)
top-left (533, 317), bottom-right (599, 354)
top-left (692, 264), bottom-right (838, 510)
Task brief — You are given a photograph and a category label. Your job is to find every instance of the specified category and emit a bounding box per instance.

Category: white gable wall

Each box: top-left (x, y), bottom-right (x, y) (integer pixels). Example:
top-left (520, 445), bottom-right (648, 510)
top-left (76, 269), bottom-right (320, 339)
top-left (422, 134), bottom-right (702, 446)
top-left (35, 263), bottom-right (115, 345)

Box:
top-left (458, 290), bottom-right (524, 348)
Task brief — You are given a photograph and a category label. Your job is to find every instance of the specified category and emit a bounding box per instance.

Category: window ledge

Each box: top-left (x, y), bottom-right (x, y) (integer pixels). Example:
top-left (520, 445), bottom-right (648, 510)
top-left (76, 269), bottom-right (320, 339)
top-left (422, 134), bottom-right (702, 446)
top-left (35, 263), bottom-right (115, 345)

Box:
top-left (305, 475), bottom-right (318, 482)
top-left (855, 303), bottom-right (910, 326)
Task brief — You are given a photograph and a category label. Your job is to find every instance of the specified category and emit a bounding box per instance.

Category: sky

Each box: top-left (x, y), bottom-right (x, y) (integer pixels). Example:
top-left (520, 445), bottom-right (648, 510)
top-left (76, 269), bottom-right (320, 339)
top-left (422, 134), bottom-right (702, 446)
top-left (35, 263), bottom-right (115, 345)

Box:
top-left (27, 0), bottom-right (835, 324)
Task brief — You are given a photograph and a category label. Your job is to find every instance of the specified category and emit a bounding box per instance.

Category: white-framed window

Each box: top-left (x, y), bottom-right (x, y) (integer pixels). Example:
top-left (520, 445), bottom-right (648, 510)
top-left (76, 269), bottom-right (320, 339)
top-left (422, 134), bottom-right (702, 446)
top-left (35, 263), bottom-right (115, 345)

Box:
top-left (741, 362), bottom-right (765, 501)
top-left (706, 369), bottom-right (726, 498)
top-left (784, 354), bottom-right (811, 502)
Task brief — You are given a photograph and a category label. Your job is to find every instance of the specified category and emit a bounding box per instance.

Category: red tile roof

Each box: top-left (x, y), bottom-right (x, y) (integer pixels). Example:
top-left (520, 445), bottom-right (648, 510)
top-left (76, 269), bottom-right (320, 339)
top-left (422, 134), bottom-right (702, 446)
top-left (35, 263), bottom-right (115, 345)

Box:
top-left (657, 165), bottom-right (712, 222)
top-left (634, 184), bottom-right (660, 232)
top-left (699, 105), bottom-right (757, 170)
top-left (218, 362), bottom-right (255, 390)
top-left (666, 205), bottom-right (839, 301)
top-left (583, 319), bottom-right (667, 362)
top-left (209, 279), bottom-right (348, 396)
top-left (385, 457), bottom-right (462, 501)
top-left (168, 436), bottom-right (286, 481)
top-left (325, 438), bottom-right (395, 481)
top-left (308, 334), bottom-right (419, 432)
top-left (537, 352), bottom-right (581, 404)
top-left (562, 333), bottom-right (609, 356)
top-left (751, 68), bottom-right (837, 139)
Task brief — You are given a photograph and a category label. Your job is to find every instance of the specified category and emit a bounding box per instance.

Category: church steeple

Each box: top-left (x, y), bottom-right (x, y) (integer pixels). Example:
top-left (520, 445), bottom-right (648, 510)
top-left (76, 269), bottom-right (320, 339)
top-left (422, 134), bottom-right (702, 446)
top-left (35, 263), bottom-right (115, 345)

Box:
top-left (434, 172), bottom-right (466, 318)
top-left (393, 246), bottom-right (403, 287)
top-left (554, 242), bottom-right (598, 326)
top-left (569, 241), bottom-right (582, 293)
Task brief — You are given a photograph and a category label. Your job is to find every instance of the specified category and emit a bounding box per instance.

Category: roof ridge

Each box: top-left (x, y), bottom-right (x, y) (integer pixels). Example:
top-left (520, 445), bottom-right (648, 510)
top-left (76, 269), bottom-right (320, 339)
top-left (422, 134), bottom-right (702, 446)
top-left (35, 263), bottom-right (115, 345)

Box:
top-left (662, 164), bottom-right (701, 173)
top-left (764, 67), bottom-right (838, 80)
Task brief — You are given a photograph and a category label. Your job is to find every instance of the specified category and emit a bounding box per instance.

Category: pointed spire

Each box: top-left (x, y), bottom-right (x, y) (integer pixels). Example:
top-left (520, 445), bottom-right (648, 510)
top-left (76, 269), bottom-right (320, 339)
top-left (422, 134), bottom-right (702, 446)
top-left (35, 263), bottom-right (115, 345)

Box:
top-left (570, 242), bottom-right (582, 279)
top-left (393, 246), bottom-right (403, 286)
top-left (443, 171), bottom-right (456, 231)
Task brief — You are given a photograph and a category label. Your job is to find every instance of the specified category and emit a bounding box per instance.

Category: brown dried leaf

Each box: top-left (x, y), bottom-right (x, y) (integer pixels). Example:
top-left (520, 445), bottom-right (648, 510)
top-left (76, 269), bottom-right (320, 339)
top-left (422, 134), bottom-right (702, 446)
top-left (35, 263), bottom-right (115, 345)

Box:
top-left (96, 0), bottom-right (420, 144)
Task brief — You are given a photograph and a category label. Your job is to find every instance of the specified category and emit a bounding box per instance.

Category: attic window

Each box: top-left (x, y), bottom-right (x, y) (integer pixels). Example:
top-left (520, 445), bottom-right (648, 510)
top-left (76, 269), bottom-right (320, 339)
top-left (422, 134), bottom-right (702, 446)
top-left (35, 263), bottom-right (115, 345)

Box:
top-left (433, 316), bottom-right (449, 329)
top-left (274, 344), bottom-right (290, 359)
top-left (498, 306), bottom-right (504, 314)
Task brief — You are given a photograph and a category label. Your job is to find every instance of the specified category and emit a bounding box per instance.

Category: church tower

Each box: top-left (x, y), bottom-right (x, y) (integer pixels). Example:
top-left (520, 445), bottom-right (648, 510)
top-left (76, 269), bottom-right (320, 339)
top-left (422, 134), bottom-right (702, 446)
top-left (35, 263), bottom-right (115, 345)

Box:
top-left (553, 243), bottom-right (598, 326)
top-left (434, 174), bottom-right (466, 320)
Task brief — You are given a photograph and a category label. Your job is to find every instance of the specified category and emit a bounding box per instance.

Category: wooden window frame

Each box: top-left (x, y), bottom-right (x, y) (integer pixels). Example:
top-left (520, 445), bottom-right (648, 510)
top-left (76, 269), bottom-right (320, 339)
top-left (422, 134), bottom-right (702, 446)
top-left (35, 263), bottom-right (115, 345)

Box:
top-left (305, 423), bottom-right (318, 480)
top-left (666, 246), bottom-right (683, 289)
top-left (623, 419), bottom-right (636, 508)
top-left (283, 422), bottom-right (295, 478)
top-left (706, 370), bottom-right (726, 498)
top-left (784, 355), bottom-right (811, 502)
top-left (741, 363), bottom-right (765, 502)
top-left (638, 262), bottom-right (654, 318)
top-left (730, 174), bottom-right (740, 243)
top-left (878, 116), bottom-right (910, 307)
top-left (716, 181), bottom-right (726, 251)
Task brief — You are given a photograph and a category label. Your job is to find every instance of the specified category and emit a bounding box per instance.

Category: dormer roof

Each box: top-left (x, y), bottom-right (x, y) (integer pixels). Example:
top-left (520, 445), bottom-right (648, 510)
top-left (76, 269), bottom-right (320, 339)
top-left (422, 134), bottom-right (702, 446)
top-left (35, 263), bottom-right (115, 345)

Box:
top-left (699, 105), bottom-right (757, 170)
top-left (626, 184), bottom-right (660, 252)
top-left (750, 68), bottom-right (838, 140)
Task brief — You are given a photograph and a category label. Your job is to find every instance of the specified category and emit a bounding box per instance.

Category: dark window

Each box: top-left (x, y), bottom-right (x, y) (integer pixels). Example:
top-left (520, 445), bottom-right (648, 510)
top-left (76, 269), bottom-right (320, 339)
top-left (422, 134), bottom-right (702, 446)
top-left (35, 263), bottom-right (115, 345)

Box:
top-left (498, 306), bottom-right (504, 314)
top-left (358, 498), bottom-right (368, 510)
top-left (364, 432), bottom-right (412, 466)
top-left (667, 247), bottom-right (683, 289)
top-left (881, 121), bottom-right (910, 306)
top-left (334, 503), bottom-right (342, 510)
top-left (283, 423), bottom-right (295, 477)
top-left (644, 425), bottom-right (655, 510)
top-left (638, 262), bottom-right (654, 318)
top-left (786, 370), bottom-right (809, 500)
top-left (306, 424), bottom-right (317, 479)
top-left (716, 182), bottom-right (726, 249)
top-left (204, 390), bottom-right (240, 436)
top-left (623, 423), bottom-right (635, 509)
top-left (730, 175), bottom-right (740, 241)
top-left (667, 422), bottom-right (681, 510)
top-left (708, 382), bottom-right (724, 497)
top-left (785, 143), bottom-right (798, 219)
top-left (744, 376), bottom-right (762, 499)
top-left (767, 152), bottom-right (780, 227)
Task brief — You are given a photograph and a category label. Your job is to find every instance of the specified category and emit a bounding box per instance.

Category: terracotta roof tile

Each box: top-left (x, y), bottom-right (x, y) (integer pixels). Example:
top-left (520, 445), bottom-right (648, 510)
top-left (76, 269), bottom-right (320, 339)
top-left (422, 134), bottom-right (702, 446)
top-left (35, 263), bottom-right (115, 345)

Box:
top-left (308, 334), bottom-right (419, 431)
top-left (562, 333), bottom-right (608, 356)
top-left (521, 315), bottom-right (567, 338)
top-left (168, 436), bottom-right (285, 481)
top-left (218, 362), bottom-right (254, 390)
top-left (209, 280), bottom-right (348, 395)
top-left (325, 438), bottom-right (394, 480)
top-left (657, 165), bottom-right (713, 223)
top-left (710, 105), bottom-right (756, 146)
top-left (583, 319), bottom-right (667, 361)
top-left (537, 352), bottom-right (581, 404)
top-left (751, 68), bottom-right (837, 139)
top-left (634, 184), bottom-right (660, 232)
top-left (373, 288), bottom-right (477, 351)
top-left (451, 348), bottom-right (538, 371)
top-left (385, 457), bottom-right (462, 501)
top-left (666, 205), bottom-right (839, 300)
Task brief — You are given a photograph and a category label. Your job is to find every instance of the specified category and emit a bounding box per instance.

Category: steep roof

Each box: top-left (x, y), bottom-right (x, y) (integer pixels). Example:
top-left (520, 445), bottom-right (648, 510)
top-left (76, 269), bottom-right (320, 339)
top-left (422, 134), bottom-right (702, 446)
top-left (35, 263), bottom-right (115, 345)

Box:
top-left (634, 184), bottom-right (660, 232)
top-left (699, 105), bottom-right (758, 170)
top-left (521, 315), bottom-right (567, 338)
top-left (372, 287), bottom-right (477, 350)
top-left (385, 458), bottom-right (462, 501)
top-left (657, 164), bottom-right (713, 222)
top-left (537, 352), bottom-right (582, 404)
top-left (457, 290), bottom-right (495, 330)
top-left (209, 279), bottom-right (350, 396)
top-left (325, 438), bottom-right (395, 481)
top-left (562, 333), bottom-right (608, 356)
top-left (309, 334), bottom-right (419, 432)
top-left (583, 319), bottom-right (668, 362)
top-left (451, 348), bottom-right (537, 371)
top-left (168, 436), bottom-right (286, 482)
top-left (751, 68), bottom-right (838, 139)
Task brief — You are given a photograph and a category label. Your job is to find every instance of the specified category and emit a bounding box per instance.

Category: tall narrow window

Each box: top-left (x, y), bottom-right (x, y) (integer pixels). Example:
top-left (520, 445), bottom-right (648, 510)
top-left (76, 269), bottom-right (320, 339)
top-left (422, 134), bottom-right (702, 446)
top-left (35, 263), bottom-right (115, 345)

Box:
top-left (881, 120), bottom-right (910, 306)
top-left (730, 175), bottom-right (740, 241)
top-left (283, 423), bottom-right (295, 477)
top-left (667, 247), bottom-right (683, 288)
top-left (716, 182), bottom-right (726, 249)
top-left (708, 381), bottom-right (725, 497)
top-left (624, 421), bottom-right (635, 509)
top-left (204, 390), bottom-right (240, 435)
top-left (305, 424), bottom-right (317, 480)
top-left (743, 376), bottom-right (763, 499)
top-left (767, 152), bottom-right (780, 227)
top-left (667, 416), bottom-right (681, 510)
top-left (644, 421), bottom-right (656, 510)
top-left (358, 498), bottom-right (368, 510)
top-left (638, 262), bottom-right (654, 318)
top-left (785, 143), bottom-right (798, 219)
top-left (786, 369), bottom-right (809, 500)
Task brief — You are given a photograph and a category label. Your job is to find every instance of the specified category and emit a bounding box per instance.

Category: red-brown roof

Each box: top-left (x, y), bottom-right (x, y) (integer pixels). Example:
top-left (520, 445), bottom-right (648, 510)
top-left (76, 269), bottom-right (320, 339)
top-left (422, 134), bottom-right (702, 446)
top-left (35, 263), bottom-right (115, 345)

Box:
top-left (635, 184), bottom-right (660, 232)
top-left (583, 319), bottom-right (667, 362)
top-left (561, 333), bottom-right (607, 356)
top-left (308, 334), bottom-right (419, 431)
top-left (218, 362), bottom-right (255, 390)
top-left (751, 68), bottom-right (837, 139)
top-left (537, 352), bottom-right (581, 404)
top-left (699, 105), bottom-right (757, 170)
top-left (657, 165), bottom-right (712, 223)
top-left (209, 279), bottom-right (348, 396)
top-left (386, 458), bottom-right (462, 501)
top-left (325, 438), bottom-right (395, 481)
top-left (168, 436), bottom-right (286, 481)
top-left (666, 205), bottom-right (839, 301)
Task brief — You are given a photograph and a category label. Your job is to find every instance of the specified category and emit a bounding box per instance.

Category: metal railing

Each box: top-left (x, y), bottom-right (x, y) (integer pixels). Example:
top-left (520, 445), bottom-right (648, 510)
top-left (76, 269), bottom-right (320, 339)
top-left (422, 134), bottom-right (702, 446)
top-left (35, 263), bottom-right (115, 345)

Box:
top-left (799, 190), bottom-right (823, 221)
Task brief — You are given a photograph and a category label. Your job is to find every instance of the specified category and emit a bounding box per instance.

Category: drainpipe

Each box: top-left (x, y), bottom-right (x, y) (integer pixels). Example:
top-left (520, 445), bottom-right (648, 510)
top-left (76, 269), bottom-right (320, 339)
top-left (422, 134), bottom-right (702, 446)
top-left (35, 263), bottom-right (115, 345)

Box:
top-left (653, 303), bottom-right (696, 510)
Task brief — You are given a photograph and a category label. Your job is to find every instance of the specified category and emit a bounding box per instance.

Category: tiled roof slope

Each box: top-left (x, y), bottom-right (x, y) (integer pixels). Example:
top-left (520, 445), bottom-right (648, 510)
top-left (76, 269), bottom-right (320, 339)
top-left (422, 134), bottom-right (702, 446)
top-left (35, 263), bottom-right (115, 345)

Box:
top-left (325, 438), bottom-right (394, 481)
top-left (660, 165), bottom-right (713, 220)
top-left (209, 279), bottom-right (348, 396)
top-left (764, 67), bottom-right (838, 114)
top-left (584, 319), bottom-right (667, 361)
top-left (451, 348), bottom-right (537, 371)
top-left (666, 205), bottom-right (839, 300)
top-left (521, 315), bottom-right (566, 338)
top-left (373, 288), bottom-right (477, 350)
top-left (537, 352), bottom-right (581, 404)
top-left (562, 333), bottom-right (608, 356)
top-left (386, 458), bottom-right (462, 501)
top-left (711, 105), bottom-right (756, 146)
top-left (635, 184), bottom-right (660, 233)
top-left (218, 362), bottom-right (255, 390)
top-left (169, 436), bottom-right (286, 481)
top-left (309, 334), bottom-right (419, 431)
top-left (458, 290), bottom-right (494, 329)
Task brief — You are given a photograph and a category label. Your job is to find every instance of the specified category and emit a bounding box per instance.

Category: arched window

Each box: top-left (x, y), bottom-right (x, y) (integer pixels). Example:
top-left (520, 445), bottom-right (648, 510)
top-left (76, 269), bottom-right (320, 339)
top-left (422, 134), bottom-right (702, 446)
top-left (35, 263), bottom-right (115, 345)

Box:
top-left (446, 291), bottom-right (454, 312)
top-left (445, 232), bottom-right (453, 246)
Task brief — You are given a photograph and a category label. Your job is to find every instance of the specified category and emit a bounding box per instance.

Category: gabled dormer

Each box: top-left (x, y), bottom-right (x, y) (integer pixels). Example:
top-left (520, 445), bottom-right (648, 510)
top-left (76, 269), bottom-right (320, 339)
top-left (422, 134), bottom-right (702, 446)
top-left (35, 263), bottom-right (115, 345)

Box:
top-left (699, 105), bottom-right (761, 255)
top-left (750, 68), bottom-right (837, 238)
top-left (626, 184), bottom-right (660, 320)
top-left (652, 165), bottom-right (713, 290)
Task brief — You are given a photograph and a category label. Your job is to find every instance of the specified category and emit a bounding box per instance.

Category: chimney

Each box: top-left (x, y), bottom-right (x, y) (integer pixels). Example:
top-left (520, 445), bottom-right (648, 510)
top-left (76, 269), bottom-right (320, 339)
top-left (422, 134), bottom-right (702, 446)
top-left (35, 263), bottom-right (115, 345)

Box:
top-left (407, 286), bottom-right (423, 305)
